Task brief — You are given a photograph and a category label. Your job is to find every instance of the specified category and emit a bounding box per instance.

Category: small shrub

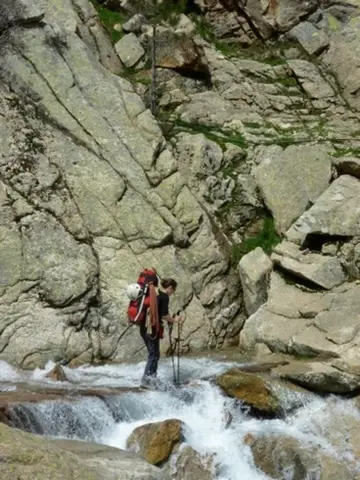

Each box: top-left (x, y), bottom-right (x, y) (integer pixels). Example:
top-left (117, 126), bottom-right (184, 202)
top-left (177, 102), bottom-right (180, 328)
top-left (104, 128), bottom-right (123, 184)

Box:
top-left (231, 216), bottom-right (281, 265)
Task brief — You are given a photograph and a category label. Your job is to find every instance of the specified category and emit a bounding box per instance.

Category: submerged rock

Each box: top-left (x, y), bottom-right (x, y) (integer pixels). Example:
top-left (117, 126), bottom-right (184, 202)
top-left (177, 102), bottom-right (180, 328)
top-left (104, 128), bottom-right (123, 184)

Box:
top-left (126, 419), bottom-right (184, 465)
top-left (46, 363), bottom-right (68, 382)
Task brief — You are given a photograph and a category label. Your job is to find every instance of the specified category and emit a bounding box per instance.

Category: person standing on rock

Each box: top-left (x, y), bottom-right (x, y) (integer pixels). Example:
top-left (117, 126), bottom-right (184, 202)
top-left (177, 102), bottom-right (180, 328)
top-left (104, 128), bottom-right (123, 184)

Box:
top-left (140, 278), bottom-right (183, 389)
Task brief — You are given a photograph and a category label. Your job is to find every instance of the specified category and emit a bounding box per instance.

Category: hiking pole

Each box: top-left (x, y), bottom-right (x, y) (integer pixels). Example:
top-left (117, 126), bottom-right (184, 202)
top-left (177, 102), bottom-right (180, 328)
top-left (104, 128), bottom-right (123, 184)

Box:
top-left (176, 313), bottom-right (182, 387)
top-left (168, 322), bottom-right (177, 385)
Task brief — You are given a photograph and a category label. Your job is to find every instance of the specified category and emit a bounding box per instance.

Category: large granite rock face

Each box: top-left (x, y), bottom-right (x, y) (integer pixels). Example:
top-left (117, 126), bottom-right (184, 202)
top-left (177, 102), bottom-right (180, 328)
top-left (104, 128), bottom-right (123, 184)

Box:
top-left (0, 0), bottom-right (241, 368)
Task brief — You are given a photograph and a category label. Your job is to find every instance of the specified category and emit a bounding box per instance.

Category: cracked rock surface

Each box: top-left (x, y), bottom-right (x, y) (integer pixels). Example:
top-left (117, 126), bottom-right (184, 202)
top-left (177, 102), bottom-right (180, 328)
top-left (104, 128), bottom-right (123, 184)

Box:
top-left (0, 0), bottom-right (241, 368)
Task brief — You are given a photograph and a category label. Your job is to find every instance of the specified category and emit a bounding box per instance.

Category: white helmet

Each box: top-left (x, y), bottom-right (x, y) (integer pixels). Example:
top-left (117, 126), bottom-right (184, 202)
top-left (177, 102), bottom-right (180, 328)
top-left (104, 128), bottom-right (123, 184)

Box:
top-left (126, 283), bottom-right (143, 300)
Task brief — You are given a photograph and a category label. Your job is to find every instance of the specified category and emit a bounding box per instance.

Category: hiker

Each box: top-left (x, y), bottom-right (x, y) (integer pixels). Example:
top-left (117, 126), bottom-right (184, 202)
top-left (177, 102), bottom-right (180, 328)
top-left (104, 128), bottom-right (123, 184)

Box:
top-left (140, 278), bottom-right (183, 388)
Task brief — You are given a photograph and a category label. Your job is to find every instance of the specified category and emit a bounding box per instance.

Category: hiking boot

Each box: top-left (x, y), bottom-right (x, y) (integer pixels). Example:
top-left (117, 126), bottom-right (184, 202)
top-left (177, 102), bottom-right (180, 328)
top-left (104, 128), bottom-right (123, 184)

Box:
top-left (140, 376), bottom-right (165, 390)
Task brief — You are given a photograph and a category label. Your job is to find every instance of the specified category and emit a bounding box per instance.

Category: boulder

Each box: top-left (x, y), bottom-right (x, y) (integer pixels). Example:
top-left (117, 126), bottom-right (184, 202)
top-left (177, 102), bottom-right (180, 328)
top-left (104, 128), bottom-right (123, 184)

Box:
top-left (288, 21), bottom-right (329, 56)
top-left (154, 29), bottom-right (207, 72)
top-left (115, 33), bottom-right (145, 67)
top-left (322, 14), bottom-right (360, 110)
top-left (286, 175), bottom-right (360, 244)
top-left (240, 272), bottom-right (360, 389)
top-left (251, 434), bottom-right (355, 480)
top-left (215, 368), bottom-right (281, 415)
top-left (126, 419), bottom-right (184, 465)
top-left (238, 247), bottom-right (272, 316)
top-left (275, 361), bottom-right (360, 393)
top-left (271, 241), bottom-right (346, 289)
top-left (255, 144), bottom-right (332, 232)
top-left (0, 422), bottom-right (170, 480)
top-left (166, 445), bottom-right (214, 480)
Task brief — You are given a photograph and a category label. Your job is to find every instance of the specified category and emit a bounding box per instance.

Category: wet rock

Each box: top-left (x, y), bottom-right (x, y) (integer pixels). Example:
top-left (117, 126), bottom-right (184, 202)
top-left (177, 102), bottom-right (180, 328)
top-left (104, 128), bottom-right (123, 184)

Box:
top-left (271, 241), bottom-right (347, 289)
top-left (215, 368), bottom-right (281, 415)
top-left (0, 405), bottom-right (13, 426)
top-left (251, 434), bottom-right (354, 480)
top-left (45, 363), bottom-right (68, 382)
top-left (126, 419), bottom-right (184, 465)
top-left (166, 445), bottom-right (214, 480)
top-left (238, 247), bottom-right (272, 316)
top-left (275, 361), bottom-right (360, 393)
top-left (0, 422), bottom-right (170, 479)
top-left (242, 432), bottom-right (256, 447)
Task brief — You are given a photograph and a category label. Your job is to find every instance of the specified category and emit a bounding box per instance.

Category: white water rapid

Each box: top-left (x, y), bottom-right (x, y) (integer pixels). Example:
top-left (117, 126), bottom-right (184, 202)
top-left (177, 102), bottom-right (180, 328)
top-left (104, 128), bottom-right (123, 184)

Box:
top-left (1, 357), bottom-right (360, 480)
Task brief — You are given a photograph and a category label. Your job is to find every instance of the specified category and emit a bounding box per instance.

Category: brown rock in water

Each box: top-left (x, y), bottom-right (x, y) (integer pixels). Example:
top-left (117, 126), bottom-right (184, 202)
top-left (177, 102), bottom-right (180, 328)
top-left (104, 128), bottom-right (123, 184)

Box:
top-left (126, 418), bottom-right (184, 466)
top-left (242, 433), bottom-right (256, 447)
top-left (45, 364), bottom-right (68, 382)
top-left (0, 405), bottom-right (13, 427)
top-left (215, 368), bottom-right (280, 415)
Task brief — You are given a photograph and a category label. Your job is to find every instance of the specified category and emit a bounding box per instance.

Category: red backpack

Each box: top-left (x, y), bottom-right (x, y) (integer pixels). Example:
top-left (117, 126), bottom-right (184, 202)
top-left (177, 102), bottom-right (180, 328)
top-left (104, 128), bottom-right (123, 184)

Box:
top-left (127, 268), bottom-right (159, 324)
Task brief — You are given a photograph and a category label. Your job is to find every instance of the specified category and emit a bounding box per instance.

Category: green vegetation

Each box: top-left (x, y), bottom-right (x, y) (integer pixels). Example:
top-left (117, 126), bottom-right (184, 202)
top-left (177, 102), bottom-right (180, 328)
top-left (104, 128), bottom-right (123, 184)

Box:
top-left (231, 216), bottom-right (281, 265)
top-left (331, 147), bottom-right (360, 157)
top-left (167, 117), bottom-right (335, 150)
top-left (121, 65), bottom-right (152, 85)
top-left (170, 118), bottom-right (248, 149)
top-left (275, 76), bottom-right (298, 87)
top-left (89, 0), bottom-right (126, 44)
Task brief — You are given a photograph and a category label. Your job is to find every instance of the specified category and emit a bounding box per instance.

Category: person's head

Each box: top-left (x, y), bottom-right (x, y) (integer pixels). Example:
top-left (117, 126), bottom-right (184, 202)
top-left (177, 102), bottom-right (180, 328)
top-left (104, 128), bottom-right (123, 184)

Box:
top-left (161, 278), bottom-right (177, 296)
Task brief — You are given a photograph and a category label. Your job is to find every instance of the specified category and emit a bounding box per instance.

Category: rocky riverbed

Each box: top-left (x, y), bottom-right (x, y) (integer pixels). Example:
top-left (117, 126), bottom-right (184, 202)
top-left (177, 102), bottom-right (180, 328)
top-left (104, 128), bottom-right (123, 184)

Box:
top-left (1, 354), bottom-right (360, 479)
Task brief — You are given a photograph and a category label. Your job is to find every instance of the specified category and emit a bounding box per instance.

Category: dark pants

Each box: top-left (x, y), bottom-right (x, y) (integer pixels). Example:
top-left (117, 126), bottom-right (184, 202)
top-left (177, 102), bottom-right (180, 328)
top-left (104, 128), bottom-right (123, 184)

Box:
top-left (140, 322), bottom-right (160, 378)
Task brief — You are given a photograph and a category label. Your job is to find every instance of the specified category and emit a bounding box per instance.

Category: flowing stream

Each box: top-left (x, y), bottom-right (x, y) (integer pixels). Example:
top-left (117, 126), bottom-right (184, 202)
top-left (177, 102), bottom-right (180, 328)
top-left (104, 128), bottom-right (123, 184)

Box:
top-left (1, 357), bottom-right (359, 479)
